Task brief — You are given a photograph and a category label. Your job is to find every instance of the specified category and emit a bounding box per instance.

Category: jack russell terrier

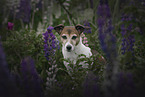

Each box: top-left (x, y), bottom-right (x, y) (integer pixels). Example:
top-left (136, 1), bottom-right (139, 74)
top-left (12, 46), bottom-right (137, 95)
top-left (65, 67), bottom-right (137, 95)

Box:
top-left (54, 24), bottom-right (92, 72)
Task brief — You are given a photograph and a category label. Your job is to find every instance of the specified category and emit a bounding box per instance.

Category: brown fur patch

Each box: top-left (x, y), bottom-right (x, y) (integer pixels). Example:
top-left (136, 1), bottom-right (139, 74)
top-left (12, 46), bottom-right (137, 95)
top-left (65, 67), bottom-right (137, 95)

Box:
top-left (67, 29), bottom-right (72, 35)
top-left (61, 26), bottom-right (80, 36)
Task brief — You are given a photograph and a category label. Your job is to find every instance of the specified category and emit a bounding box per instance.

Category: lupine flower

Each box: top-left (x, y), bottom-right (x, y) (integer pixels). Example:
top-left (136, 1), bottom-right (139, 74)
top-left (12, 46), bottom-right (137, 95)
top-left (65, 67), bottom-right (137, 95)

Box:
top-left (16, 0), bottom-right (31, 23)
top-left (36, 0), bottom-right (42, 9)
top-left (97, 0), bottom-right (116, 59)
top-left (115, 72), bottom-right (136, 97)
top-left (121, 14), bottom-right (133, 22)
top-left (0, 39), bottom-right (20, 97)
top-left (83, 21), bottom-right (92, 33)
top-left (83, 72), bottom-right (100, 97)
top-left (7, 22), bottom-right (14, 30)
top-left (89, 0), bottom-right (93, 8)
top-left (121, 15), bottom-right (135, 55)
top-left (43, 26), bottom-right (60, 61)
top-left (45, 64), bottom-right (58, 90)
top-left (20, 57), bottom-right (43, 97)
top-left (97, 0), bottom-right (111, 18)
top-left (97, 1), bottom-right (119, 97)
top-left (82, 33), bottom-right (89, 46)
top-left (43, 26), bottom-right (60, 92)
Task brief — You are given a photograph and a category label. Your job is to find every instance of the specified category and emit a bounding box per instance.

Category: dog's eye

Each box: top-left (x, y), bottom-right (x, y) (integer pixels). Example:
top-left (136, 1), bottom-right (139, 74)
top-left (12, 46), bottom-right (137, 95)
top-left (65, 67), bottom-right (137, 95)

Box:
top-left (72, 36), bottom-right (77, 40)
top-left (62, 36), bottom-right (67, 39)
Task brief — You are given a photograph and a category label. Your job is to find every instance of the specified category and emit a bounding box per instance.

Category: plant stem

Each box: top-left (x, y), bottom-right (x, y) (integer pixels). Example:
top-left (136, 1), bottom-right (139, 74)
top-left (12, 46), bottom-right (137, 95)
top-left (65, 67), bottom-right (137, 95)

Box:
top-left (112, 0), bottom-right (120, 23)
top-left (57, 0), bottom-right (76, 25)
top-left (31, 6), bottom-right (36, 30)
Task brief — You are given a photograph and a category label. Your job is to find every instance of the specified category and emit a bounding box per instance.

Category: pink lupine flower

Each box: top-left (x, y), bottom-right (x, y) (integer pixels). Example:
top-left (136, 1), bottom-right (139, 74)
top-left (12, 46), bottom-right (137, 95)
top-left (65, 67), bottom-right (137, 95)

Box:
top-left (85, 44), bottom-right (89, 46)
top-left (84, 37), bottom-right (87, 40)
top-left (82, 33), bottom-right (89, 46)
top-left (83, 41), bottom-right (86, 44)
top-left (7, 22), bottom-right (14, 30)
top-left (85, 41), bottom-right (88, 43)
top-left (81, 33), bottom-right (85, 37)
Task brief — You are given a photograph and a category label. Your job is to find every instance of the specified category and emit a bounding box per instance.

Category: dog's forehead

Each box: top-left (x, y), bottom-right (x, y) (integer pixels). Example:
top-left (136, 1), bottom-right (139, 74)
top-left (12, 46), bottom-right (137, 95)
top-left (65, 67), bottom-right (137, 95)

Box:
top-left (61, 26), bottom-right (78, 35)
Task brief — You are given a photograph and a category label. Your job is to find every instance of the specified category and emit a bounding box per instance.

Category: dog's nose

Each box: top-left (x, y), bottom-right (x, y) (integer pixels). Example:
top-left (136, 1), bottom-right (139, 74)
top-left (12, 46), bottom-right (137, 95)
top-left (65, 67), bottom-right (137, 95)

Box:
top-left (66, 45), bottom-right (72, 51)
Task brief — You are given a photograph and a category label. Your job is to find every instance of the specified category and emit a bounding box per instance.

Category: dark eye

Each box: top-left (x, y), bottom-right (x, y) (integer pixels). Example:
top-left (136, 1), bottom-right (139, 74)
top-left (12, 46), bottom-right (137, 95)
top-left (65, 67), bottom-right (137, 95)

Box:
top-left (62, 35), bottom-right (67, 39)
top-left (72, 36), bottom-right (77, 40)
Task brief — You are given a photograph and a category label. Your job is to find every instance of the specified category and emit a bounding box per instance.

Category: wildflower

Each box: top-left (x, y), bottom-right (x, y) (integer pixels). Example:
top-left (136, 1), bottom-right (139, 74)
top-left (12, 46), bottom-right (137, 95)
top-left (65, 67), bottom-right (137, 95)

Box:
top-left (97, 0), bottom-right (117, 59)
top-left (81, 33), bottom-right (89, 46)
top-left (43, 26), bottom-right (60, 61)
top-left (121, 14), bottom-right (133, 21)
top-left (85, 44), bottom-right (89, 46)
top-left (83, 21), bottom-right (92, 33)
top-left (84, 37), bottom-right (87, 40)
top-left (97, 1), bottom-right (111, 18)
top-left (16, 0), bottom-right (31, 23)
top-left (0, 40), bottom-right (20, 97)
top-left (89, 0), bottom-right (93, 8)
top-left (83, 41), bottom-right (86, 44)
top-left (121, 15), bottom-right (135, 55)
top-left (115, 72), bottom-right (136, 97)
top-left (45, 65), bottom-right (58, 90)
top-left (83, 72), bottom-right (100, 97)
top-left (43, 26), bottom-right (60, 91)
top-left (36, 0), bottom-right (42, 9)
top-left (20, 57), bottom-right (43, 97)
top-left (97, 1), bottom-right (119, 97)
top-left (7, 22), bottom-right (14, 30)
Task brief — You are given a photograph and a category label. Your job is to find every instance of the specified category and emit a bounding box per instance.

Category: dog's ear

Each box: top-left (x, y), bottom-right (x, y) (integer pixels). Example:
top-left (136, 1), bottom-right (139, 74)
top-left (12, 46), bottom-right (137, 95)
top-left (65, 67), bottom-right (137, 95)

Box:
top-left (75, 24), bottom-right (85, 34)
top-left (54, 24), bottom-right (64, 35)
top-left (76, 24), bottom-right (89, 34)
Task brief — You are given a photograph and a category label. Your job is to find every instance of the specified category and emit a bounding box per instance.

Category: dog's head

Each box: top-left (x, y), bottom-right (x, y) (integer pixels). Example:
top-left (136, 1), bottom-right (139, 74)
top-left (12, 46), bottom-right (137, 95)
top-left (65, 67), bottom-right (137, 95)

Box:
top-left (54, 24), bottom-right (88, 52)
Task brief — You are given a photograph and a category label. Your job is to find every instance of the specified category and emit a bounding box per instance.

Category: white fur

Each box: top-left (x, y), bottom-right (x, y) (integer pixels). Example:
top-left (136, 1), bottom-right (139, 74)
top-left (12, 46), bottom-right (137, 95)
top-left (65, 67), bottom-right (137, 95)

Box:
top-left (62, 37), bottom-right (92, 72)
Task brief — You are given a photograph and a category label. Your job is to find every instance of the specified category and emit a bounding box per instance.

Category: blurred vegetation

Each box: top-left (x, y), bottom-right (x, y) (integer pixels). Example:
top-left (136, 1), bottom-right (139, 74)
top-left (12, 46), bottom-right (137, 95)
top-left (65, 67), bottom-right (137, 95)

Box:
top-left (0, 0), bottom-right (145, 97)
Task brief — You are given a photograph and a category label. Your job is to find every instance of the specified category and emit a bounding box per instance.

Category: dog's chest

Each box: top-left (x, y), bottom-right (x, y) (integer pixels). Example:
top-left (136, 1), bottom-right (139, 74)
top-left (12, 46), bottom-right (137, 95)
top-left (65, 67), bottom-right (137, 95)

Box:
top-left (62, 42), bottom-right (92, 73)
top-left (62, 43), bottom-right (92, 61)
top-left (62, 47), bottom-right (78, 61)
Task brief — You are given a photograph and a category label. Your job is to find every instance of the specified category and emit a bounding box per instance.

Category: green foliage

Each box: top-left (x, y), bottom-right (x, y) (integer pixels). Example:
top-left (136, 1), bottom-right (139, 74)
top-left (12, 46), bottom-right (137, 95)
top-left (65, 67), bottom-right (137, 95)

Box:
top-left (2, 29), bottom-right (44, 72)
top-left (0, 0), bottom-right (145, 96)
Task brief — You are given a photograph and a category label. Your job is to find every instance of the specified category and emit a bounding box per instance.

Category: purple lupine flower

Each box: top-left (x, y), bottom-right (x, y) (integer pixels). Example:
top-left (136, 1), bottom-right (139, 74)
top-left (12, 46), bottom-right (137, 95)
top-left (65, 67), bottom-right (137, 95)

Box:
top-left (43, 26), bottom-right (60, 61)
top-left (121, 14), bottom-right (132, 21)
top-left (16, 0), bottom-right (31, 23)
top-left (89, 0), bottom-right (93, 8)
top-left (36, 0), bottom-right (42, 9)
top-left (97, 1), bottom-right (119, 97)
top-left (43, 26), bottom-right (60, 91)
top-left (83, 72), bottom-right (100, 97)
top-left (97, 1), bottom-right (111, 18)
top-left (20, 57), bottom-right (43, 97)
top-left (0, 39), bottom-right (20, 97)
top-left (103, 5), bottom-right (111, 18)
top-left (97, 0), bottom-right (117, 59)
top-left (83, 21), bottom-right (92, 33)
top-left (7, 22), bottom-right (14, 30)
top-left (115, 72), bottom-right (136, 97)
top-left (121, 15), bottom-right (135, 55)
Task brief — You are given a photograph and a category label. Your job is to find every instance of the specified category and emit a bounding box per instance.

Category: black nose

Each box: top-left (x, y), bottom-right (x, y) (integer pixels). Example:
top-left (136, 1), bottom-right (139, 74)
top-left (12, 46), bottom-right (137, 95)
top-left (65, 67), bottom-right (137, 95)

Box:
top-left (66, 45), bottom-right (72, 51)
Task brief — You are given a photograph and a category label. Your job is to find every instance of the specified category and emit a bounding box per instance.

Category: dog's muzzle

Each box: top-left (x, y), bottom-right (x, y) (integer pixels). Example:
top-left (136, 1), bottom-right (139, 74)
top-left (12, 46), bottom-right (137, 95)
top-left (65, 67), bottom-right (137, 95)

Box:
top-left (66, 45), bottom-right (72, 52)
top-left (65, 42), bottom-right (74, 52)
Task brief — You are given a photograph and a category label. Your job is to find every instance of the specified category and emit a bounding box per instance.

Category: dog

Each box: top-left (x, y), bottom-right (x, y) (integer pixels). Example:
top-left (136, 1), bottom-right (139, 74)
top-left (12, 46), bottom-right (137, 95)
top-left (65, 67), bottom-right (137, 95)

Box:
top-left (54, 24), bottom-right (92, 72)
